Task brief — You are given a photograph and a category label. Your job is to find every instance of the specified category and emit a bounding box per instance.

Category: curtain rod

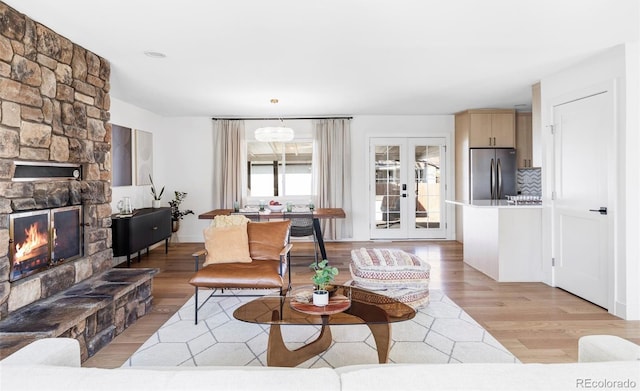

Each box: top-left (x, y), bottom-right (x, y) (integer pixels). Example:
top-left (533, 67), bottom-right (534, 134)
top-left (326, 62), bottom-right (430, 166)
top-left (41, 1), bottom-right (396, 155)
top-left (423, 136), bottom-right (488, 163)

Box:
top-left (211, 116), bottom-right (353, 121)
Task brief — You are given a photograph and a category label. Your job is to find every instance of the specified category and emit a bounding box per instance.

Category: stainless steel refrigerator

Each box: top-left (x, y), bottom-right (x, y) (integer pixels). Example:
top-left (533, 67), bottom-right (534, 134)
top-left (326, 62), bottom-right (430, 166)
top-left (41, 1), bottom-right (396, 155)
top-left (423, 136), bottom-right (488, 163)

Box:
top-left (469, 148), bottom-right (517, 200)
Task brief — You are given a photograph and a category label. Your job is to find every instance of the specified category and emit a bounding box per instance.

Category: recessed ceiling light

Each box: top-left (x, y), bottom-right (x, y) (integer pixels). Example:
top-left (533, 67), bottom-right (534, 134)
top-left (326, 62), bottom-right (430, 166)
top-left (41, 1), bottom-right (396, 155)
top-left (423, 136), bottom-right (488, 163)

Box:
top-left (144, 51), bottom-right (167, 59)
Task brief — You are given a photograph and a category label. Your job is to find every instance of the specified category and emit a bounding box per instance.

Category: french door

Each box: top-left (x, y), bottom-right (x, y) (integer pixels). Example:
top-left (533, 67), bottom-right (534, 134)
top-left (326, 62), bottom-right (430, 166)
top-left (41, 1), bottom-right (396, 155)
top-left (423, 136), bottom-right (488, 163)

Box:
top-left (370, 138), bottom-right (447, 239)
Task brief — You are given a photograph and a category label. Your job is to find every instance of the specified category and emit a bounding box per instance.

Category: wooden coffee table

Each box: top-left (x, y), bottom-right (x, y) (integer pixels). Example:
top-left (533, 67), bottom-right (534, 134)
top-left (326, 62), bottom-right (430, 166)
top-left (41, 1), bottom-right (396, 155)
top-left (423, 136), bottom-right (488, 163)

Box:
top-left (233, 285), bottom-right (416, 367)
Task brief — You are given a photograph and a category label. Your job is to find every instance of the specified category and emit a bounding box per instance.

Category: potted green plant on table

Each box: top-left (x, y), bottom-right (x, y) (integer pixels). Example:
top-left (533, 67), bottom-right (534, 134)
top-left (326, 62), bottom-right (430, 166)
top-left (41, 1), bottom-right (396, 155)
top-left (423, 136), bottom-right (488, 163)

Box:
top-left (149, 175), bottom-right (164, 208)
top-left (309, 259), bottom-right (339, 306)
top-left (169, 191), bottom-right (194, 232)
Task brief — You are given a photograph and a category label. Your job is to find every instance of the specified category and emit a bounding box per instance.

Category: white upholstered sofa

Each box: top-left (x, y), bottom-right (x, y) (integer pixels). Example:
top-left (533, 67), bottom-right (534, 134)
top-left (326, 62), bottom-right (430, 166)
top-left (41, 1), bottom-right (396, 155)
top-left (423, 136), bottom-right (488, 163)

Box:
top-left (1, 335), bottom-right (638, 390)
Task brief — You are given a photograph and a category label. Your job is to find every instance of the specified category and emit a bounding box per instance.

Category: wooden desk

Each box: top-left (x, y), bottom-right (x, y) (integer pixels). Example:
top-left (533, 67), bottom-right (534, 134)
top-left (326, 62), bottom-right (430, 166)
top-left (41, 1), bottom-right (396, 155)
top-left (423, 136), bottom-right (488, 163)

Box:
top-left (199, 208), bottom-right (346, 261)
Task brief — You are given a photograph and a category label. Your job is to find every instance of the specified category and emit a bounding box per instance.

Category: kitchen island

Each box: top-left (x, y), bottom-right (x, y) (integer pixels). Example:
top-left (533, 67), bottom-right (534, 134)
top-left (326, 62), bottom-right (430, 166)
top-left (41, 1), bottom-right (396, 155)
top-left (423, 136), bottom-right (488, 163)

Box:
top-left (446, 200), bottom-right (542, 282)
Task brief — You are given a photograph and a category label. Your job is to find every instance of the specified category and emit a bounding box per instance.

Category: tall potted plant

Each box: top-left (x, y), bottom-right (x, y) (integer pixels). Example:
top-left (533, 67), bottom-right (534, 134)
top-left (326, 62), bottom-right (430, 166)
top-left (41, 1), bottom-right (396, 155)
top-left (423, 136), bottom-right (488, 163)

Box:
top-left (309, 259), bottom-right (339, 306)
top-left (149, 175), bottom-right (164, 208)
top-left (169, 191), bottom-right (194, 232)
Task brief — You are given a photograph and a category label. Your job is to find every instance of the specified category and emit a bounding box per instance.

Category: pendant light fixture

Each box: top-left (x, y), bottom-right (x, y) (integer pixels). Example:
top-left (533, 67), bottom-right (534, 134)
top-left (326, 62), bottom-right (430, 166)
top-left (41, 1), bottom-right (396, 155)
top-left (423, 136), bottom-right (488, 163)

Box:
top-left (254, 99), bottom-right (294, 142)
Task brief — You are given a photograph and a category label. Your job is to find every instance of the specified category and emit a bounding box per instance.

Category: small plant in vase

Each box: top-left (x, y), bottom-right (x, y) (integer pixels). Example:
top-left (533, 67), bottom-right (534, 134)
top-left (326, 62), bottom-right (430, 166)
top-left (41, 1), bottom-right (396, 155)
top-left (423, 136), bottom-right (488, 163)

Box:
top-left (169, 191), bottom-right (194, 232)
top-left (149, 175), bottom-right (164, 208)
top-left (309, 259), bottom-right (339, 306)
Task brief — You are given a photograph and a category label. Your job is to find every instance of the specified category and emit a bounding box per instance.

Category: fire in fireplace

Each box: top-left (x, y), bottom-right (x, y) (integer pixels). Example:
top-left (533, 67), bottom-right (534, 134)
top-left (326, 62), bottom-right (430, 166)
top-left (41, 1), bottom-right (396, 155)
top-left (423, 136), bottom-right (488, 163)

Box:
top-left (9, 206), bottom-right (83, 282)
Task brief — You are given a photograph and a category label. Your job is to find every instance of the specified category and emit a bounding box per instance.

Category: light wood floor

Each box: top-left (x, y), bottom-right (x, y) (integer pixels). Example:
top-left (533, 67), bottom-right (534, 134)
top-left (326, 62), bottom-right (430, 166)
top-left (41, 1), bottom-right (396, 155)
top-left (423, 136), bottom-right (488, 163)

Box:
top-left (83, 240), bottom-right (640, 368)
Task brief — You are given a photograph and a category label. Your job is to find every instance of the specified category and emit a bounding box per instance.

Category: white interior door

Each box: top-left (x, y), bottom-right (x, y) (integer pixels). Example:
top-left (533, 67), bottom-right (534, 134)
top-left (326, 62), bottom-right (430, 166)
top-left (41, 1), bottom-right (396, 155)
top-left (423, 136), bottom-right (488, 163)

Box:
top-left (553, 91), bottom-right (613, 309)
top-left (370, 138), bottom-right (446, 239)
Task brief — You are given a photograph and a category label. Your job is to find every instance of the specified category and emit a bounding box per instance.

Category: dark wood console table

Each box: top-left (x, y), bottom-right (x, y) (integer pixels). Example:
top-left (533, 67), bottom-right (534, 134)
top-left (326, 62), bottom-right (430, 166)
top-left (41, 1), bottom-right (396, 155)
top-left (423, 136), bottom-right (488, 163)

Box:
top-left (112, 207), bottom-right (171, 267)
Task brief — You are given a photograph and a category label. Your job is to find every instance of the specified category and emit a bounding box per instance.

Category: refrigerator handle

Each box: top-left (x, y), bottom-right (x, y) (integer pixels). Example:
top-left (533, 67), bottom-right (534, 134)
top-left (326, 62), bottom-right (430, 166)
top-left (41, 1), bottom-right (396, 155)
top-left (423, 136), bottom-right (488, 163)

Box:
top-left (497, 158), bottom-right (503, 199)
top-left (490, 158), bottom-right (496, 199)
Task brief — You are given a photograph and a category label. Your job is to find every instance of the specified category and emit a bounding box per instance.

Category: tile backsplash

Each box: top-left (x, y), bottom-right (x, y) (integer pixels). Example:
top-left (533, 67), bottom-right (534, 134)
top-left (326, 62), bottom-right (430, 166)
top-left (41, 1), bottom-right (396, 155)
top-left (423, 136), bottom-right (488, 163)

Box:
top-left (517, 168), bottom-right (541, 196)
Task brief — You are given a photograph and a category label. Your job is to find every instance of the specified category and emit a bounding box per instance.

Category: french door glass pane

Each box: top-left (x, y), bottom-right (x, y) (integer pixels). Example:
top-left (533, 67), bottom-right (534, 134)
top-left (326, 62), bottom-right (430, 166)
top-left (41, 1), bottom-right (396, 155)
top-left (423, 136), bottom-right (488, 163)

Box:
top-left (375, 145), bottom-right (401, 230)
top-left (414, 145), bottom-right (441, 229)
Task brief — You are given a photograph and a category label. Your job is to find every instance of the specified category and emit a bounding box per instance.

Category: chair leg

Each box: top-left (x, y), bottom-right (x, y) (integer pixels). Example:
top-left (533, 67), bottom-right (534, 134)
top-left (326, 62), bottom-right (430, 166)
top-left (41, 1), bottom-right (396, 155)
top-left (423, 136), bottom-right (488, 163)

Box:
top-left (312, 232), bottom-right (319, 265)
top-left (194, 286), bottom-right (199, 325)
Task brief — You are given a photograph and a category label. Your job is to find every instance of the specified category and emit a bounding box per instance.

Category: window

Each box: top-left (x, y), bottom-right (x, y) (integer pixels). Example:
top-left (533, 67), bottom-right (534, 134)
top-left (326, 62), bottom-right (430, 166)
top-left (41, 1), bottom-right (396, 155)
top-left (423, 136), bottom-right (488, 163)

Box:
top-left (246, 141), bottom-right (313, 198)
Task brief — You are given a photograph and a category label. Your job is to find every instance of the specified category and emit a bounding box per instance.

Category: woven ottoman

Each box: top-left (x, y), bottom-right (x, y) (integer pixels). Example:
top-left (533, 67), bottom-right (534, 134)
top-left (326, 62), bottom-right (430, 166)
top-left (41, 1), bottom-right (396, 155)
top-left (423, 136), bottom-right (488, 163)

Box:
top-left (349, 248), bottom-right (430, 309)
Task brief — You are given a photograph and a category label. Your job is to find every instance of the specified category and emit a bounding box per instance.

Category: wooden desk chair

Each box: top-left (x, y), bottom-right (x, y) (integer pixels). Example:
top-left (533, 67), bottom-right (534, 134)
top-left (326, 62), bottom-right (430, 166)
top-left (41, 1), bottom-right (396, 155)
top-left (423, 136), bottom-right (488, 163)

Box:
top-left (189, 218), bottom-right (292, 324)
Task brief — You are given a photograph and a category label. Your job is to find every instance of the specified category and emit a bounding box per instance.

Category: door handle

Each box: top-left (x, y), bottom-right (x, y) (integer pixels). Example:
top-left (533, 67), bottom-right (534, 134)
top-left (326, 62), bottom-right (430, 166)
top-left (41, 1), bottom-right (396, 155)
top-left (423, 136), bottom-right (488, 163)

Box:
top-left (497, 158), bottom-right (502, 199)
top-left (490, 158), bottom-right (496, 199)
top-left (588, 207), bottom-right (607, 215)
top-left (401, 193), bottom-right (407, 198)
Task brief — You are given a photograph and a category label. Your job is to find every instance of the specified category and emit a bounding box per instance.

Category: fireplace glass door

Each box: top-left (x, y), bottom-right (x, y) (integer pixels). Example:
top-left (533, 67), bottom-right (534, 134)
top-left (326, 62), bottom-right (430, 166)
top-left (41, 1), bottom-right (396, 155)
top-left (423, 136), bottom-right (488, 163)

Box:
top-left (9, 206), bottom-right (83, 282)
top-left (51, 206), bottom-right (83, 264)
top-left (9, 210), bottom-right (51, 281)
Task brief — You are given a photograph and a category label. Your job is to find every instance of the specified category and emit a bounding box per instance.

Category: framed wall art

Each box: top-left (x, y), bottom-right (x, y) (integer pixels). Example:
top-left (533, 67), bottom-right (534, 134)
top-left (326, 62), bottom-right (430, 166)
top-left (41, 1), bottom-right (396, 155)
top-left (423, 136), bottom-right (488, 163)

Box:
top-left (111, 124), bottom-right (133, 187)
top-left (135, 129), bottom-right (153, 185)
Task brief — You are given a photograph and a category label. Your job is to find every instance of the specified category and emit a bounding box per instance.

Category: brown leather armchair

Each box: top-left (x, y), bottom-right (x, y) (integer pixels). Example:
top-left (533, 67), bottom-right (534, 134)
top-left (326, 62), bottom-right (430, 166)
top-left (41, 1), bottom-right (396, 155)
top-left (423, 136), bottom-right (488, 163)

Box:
top-left (189, 220), bottom-right (292, 324)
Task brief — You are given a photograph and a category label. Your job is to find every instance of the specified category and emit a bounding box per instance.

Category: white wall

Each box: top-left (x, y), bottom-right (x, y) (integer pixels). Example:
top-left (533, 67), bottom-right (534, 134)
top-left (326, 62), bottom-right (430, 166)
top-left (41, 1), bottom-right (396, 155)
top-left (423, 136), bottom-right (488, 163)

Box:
top-left (349, 116), bottom-right (455, 241)
top-left (155, 117), bottom-right (215, 242)
top-left (110, 98), bottom-right (167, 212)
top-left (540, 44), bottom-right (640, 320)
top-left (109, 100), bottom-right (214, 243)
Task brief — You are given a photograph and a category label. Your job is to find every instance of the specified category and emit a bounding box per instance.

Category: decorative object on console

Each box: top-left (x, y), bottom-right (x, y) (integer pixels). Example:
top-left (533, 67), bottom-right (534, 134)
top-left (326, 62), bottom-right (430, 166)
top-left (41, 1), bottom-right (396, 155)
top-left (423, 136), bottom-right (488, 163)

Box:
top-left (310, 259), bottom-right (339, 306)
top-left (169, 191), bottom-right (194, 232)
top-left (149, 175), bottom-right (164, 208)
top-left (117, 197), bottom-right (133, 216)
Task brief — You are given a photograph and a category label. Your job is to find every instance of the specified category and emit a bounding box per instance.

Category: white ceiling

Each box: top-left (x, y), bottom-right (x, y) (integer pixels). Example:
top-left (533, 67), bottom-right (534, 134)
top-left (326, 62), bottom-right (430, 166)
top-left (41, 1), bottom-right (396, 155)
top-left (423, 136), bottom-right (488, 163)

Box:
top-left (5, 0), bottom-right (638, 117)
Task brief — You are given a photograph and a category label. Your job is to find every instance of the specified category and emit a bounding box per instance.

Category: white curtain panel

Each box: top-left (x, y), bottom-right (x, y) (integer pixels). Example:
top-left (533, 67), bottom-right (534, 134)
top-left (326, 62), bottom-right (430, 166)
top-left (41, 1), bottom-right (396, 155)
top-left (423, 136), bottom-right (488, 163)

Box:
top-left (212, 120), bottom-right (245, 209)
top-left (313, 119), bottom-right (353, 240)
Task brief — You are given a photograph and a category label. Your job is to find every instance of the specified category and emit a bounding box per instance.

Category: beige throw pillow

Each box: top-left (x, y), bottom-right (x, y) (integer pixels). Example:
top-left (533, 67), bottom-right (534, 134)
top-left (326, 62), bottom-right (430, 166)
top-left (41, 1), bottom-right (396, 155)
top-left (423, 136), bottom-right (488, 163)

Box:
top-left (202, 216), bottom-right (252, 265)
top-left (211, 214), bottom-right (250, 228)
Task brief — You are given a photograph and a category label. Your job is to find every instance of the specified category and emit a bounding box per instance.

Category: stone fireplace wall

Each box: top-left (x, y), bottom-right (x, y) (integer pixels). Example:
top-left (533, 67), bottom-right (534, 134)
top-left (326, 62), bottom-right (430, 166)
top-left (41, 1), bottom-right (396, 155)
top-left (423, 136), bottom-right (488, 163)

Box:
top-left (0, 2), bottom-right (113, 320)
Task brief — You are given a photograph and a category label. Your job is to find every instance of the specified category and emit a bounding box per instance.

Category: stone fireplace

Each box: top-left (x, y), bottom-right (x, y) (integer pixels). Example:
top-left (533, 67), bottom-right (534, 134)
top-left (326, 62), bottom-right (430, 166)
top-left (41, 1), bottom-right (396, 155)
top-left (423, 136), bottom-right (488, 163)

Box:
top-left (0, 2), bottom-right (155, 360)
top-left (0, 1), bottom-right (114, 320)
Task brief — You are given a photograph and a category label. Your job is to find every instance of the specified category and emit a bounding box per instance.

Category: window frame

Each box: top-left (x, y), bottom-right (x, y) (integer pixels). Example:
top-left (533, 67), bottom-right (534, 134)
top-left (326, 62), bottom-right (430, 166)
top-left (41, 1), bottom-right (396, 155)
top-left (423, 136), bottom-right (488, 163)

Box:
top-left (244, 139), bottom-right (315, 205)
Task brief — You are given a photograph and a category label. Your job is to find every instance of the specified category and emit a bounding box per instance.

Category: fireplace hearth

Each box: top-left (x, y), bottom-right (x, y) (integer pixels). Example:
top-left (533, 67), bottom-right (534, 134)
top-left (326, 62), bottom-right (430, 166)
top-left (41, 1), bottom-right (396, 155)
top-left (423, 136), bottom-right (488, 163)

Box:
top-left (9, 206), bottom-right (84, 282)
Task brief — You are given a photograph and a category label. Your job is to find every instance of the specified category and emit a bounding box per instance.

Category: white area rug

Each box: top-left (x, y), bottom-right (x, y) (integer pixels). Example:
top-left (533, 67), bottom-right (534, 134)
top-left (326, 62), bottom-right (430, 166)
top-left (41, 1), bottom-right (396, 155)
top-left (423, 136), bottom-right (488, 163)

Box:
top-left (123, 289), bottom-right (519, 368)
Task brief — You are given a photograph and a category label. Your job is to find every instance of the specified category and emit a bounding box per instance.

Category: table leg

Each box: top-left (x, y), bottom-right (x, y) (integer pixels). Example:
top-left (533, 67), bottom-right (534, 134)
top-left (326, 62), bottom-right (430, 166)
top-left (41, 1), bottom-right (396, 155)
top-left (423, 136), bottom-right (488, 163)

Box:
top-left (266, 311), bottom-right (333, 367)
top-left (346, 301), bottom-right (391, 363)
top-left (312, 218), bottom-right (328, 261)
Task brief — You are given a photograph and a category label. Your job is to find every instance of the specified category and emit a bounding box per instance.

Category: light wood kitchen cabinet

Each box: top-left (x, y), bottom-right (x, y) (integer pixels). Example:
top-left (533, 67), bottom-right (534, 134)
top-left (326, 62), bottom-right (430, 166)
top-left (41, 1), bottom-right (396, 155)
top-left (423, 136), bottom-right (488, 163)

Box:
top-left (466, 109), bottom-right (516, 148)
top-left (455, 108), bottom-right (516, 243)
top-left (516, 112), bottom-right (533, 168)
